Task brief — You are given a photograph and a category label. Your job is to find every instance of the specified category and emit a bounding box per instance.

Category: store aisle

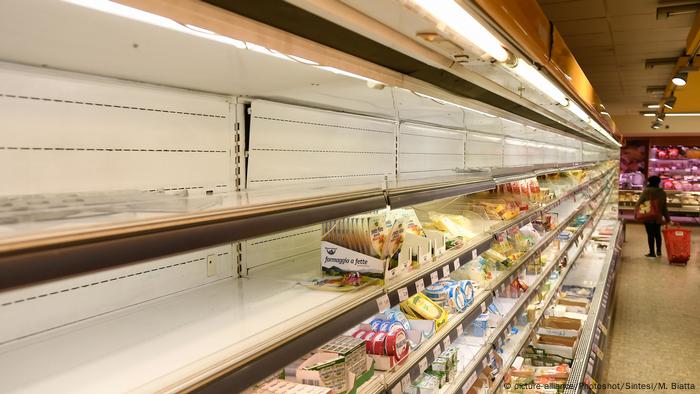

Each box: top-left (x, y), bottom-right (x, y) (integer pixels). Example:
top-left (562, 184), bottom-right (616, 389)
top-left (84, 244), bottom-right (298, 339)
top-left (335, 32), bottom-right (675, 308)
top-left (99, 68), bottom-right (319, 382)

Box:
top-left (600, 223), bottom-right (700, 392)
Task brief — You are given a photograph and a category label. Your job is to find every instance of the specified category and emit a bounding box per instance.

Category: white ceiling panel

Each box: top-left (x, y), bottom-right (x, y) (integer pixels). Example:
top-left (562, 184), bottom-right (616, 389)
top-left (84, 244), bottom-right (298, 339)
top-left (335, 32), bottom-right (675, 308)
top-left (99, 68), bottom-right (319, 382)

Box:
top-left (539, 0), bottom-right (607, 21)
top-left (613, 27), bottom-right (691, 45)
top-left (555, 18), bottom-right (609, 36)
top-left (563, 32), bottom-right (614, 48)
top-left (540, 0), bottom-right (697, 124)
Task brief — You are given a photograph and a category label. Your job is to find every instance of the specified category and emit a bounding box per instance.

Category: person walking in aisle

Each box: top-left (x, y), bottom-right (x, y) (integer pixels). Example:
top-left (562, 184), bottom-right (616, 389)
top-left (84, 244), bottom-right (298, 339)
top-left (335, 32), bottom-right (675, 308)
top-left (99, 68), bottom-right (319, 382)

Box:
top-left (636, 176), bottom-right (671, 257)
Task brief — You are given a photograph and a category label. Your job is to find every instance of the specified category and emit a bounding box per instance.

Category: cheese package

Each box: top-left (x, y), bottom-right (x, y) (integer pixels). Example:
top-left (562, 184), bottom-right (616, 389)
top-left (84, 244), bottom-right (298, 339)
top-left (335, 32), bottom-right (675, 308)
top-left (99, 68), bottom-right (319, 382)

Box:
top-left (400, 293), bottom-right (448, 329)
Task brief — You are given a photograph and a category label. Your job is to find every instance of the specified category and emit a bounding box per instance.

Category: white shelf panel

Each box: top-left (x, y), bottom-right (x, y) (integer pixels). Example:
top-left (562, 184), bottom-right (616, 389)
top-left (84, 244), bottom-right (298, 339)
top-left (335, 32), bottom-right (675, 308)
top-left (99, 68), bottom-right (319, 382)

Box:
top-left (0, 253), bottom-right (381, 394)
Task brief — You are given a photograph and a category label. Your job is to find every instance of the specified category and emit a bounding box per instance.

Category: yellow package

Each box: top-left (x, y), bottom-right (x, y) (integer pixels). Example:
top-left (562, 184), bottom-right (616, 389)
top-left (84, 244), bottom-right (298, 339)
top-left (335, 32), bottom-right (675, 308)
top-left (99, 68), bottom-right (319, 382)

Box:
top-left (400, 293), bottom-right (449, 329)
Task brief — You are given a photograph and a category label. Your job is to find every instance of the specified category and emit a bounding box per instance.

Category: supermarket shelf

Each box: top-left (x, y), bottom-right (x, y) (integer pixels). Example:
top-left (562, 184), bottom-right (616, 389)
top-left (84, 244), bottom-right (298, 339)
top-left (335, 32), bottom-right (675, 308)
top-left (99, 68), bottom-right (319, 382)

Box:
top-left (648, 158), bottom-right (700, 162)
top-left (384, 169), bottom-right (613, 327)
top-left (383, 291), bottom-right (493, 392)
top-left (446, 187), bottom-right (613, 394)
top-left (386, 174), bottom-right (495, 209)
top-left (0, 164), bottom-right (612, 291)
top-left (0, 186), bottom-right (388, 290)
top-left (383, 182), bottom-right (612, 393)
top-left (487, 202), bottom-right (611, 394)
top-left (0, 252), bottom-right (388, 394)
top-left (0, 169), bottom-right (615, 394)
top-left (492, 162), bottom-right (597, 184)
top-left (564, 223), bottom-right (624, 394)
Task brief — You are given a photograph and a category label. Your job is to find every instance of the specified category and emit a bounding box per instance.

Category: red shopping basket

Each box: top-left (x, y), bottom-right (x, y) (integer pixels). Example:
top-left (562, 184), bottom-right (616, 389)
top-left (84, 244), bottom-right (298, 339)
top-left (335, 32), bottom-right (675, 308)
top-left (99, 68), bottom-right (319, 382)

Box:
top-left (663, 225), bottom-right (691, 265)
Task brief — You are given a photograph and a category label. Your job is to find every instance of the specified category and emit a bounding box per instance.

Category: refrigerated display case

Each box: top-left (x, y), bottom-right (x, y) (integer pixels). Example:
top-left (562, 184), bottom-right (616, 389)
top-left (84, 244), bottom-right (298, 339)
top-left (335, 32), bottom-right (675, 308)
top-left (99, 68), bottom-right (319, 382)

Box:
top-left (0, 1), bottom-right (620, 394)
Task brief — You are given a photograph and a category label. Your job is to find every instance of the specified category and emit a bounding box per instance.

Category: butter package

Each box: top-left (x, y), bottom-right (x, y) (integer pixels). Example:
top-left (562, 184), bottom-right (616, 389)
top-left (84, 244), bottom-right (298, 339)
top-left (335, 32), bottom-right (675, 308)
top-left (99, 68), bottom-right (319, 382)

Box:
top-left (400, 293), bottom-right (448, 330)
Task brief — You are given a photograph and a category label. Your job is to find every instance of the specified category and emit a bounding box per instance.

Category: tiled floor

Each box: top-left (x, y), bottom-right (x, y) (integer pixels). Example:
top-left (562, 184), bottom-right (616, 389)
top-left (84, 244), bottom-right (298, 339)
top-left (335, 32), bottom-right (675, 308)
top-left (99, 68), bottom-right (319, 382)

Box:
top-left (600, 223), bottom-right (700, 392)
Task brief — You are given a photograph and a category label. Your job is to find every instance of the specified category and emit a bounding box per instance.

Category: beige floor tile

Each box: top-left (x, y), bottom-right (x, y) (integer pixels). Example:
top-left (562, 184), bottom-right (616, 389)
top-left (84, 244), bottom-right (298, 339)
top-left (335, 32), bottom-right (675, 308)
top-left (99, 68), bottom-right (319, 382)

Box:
top-left (600, 223), bottom-right (700, 393)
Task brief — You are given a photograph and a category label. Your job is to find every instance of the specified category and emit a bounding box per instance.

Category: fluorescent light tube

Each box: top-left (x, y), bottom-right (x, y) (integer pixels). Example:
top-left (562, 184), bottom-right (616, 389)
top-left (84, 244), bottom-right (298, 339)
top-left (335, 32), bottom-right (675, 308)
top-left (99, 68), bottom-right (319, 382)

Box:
top-left (509, 59), bottom-right (569, 106)
top-left (666, 113), bottom-right (700, 116)
top-left (647, 104), bottom-right (661, 109)
top-left (408, 0), bottom-right (509, 62)
top-left (566, 101), bottom-right (590, 123)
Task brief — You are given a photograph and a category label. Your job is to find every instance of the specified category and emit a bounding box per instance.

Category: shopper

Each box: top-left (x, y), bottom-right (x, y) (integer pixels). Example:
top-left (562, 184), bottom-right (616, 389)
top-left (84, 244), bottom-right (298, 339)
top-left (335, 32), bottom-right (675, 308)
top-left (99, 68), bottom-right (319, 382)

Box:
top-left (636, 176), bottom-right (671, 257)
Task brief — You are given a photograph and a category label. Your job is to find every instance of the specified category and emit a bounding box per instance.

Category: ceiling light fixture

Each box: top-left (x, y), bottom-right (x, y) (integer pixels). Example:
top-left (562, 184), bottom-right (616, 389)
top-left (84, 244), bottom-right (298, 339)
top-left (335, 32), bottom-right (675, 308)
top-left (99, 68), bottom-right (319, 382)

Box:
top-left (656, 113), bottom-right (666, 122)
top-left (601, 111), bottom-right (610, 116)
top-left (646, 103), bottom-right (661, 109)
top-left (664, 96), bottom-right (677, 109)
top-left (566, 101), bottom-right (590, 123)
top-left (407, 0), bottom-right (509, 62)
top-left (666, 112), bottom-right (700, 117)
top-left (672, 72), bottom-right (688, 86)
top-left (507, 58), bottom-right (570, 106)
top-left (651, 120), bottom-right (662, 129)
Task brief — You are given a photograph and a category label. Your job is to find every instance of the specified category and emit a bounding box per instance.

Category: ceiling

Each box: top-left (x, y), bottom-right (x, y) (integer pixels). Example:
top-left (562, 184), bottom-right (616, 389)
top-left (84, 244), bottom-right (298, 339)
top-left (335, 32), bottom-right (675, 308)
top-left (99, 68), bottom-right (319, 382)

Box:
top-left (538, 0), bottom-right (697, 120)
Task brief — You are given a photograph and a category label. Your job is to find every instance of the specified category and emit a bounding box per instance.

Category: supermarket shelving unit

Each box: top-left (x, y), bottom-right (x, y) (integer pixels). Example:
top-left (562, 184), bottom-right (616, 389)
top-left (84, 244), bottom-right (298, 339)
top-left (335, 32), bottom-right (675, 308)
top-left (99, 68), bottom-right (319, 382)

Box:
top-left (0, 1), bottom-right (621, 394)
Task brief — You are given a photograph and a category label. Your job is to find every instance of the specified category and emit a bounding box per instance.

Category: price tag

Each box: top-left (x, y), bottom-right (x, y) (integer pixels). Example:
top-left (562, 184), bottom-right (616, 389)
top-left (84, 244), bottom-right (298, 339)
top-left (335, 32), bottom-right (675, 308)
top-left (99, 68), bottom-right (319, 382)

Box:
top-left (376, 294), bottom-right (390, 313)
top-left (481, 302), bottom-right (487, 313)
top-left (500, 283), bottom-right (505, 294)
top-left (430, 271), bottom-right (439, 284)
top-left (482, 358), bottom-right (488, 368)
top-left (401, 375), bottom-right (411, 392)
top-left (597, 320), bottom-right (608, 335)
top-left (593, 343), bottom-right (604, 360)
top-left (398, 287), bottom-right (409, 302)
top-left (415, 278), bottom-right (425, 293)
top-left (465, 371), bottom-right (477, 391)
top-left (507, 323), bottom-right (512, 334)
top-left (442, 265), bottom-right (450, 278)
top-left (453, 258), bottom-right (460, 270)
top-left (419, 357), bottom-right (428, 371)
top-left (443, 336), bottom-right (451, 349)
top-left (472, 249), bottom-right (478, 260)
top-left (457, 324), bottom-right (464, 336)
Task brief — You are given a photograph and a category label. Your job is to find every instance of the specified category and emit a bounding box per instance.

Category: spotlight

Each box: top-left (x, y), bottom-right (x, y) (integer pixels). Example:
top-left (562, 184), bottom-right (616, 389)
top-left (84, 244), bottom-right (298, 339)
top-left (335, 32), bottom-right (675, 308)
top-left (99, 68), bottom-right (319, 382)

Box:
top-left (656, 113), bottom-right (666, 122)
top-left (672, 72), bottom-right (688, 86)
top-left (664, 96), bottom-right (677, 109)
top-left (651, 120), bottom-right (662, 129)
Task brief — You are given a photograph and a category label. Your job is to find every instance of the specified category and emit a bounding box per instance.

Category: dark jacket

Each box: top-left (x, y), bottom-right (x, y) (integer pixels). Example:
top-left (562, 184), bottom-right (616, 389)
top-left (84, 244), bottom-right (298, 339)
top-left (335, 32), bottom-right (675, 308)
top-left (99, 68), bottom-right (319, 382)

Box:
top-left (636, 186), bottom-right (671, 224)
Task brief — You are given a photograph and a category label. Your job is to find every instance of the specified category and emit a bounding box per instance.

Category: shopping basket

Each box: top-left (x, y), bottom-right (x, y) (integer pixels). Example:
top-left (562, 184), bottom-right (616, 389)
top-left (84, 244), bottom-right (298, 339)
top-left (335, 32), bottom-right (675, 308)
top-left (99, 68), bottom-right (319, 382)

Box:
top-left (663, 225), bottom-right (691, 265)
